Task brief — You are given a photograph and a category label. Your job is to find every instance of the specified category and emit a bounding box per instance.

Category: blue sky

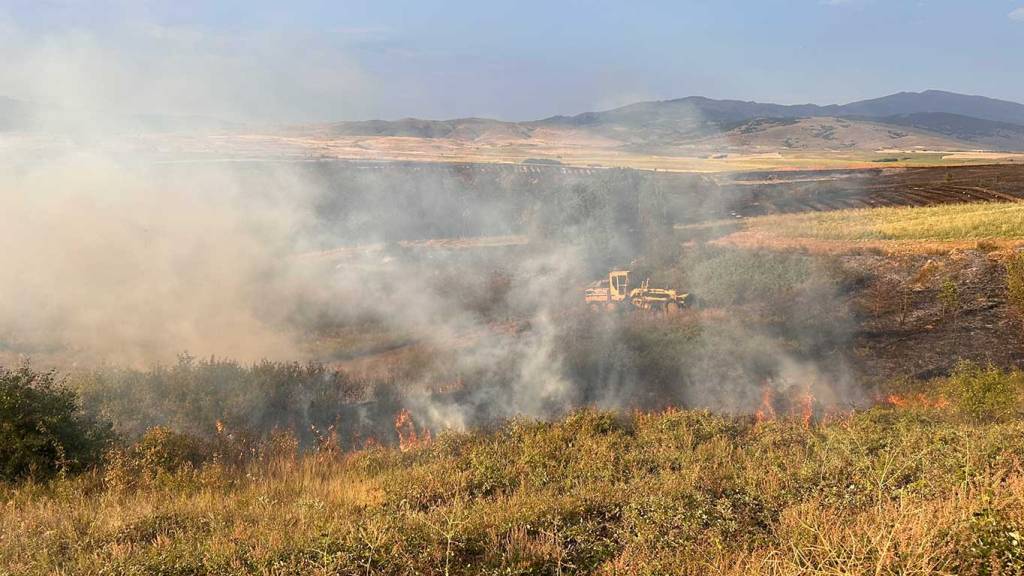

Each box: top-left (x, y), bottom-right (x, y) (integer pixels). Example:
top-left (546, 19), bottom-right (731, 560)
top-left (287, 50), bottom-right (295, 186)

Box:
top-left (1, 0), bottom-right (1022, 121)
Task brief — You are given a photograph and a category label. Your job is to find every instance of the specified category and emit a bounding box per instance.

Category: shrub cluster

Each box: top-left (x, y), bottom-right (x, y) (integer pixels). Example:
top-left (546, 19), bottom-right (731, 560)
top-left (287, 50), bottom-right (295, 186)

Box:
top-left (0, 365), bottom-right (112, 482)
top-left (1006, 252), bottom-right (1024, 318)
top-left (71, 355), bottom-right (371, 444)
top-left (944, 360), bottom-right (1024, 422)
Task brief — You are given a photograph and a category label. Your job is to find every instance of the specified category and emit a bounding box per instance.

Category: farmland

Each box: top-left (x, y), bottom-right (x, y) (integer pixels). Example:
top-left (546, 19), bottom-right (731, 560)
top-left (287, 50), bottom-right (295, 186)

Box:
top-left (738, 202), bottom-right (1024, 242)
top-left (115, 127), bottom-right (1024, 173)
top-left (723, 163), bottom-right (1024, 216)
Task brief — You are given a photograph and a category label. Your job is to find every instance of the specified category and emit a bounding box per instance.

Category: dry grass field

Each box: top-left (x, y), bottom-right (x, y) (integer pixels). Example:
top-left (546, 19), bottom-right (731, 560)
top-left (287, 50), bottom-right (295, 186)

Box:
top-left (751, 202), bottom-right (1024, 240)
top-left (137, 131), bottom-right (1024, 172)
top-left (715, 202), bottom-right (1024, 254)
top-left (6, 393), bottom-right (1024, 575)
top-left (273, 134), bottom-right (1024, 172)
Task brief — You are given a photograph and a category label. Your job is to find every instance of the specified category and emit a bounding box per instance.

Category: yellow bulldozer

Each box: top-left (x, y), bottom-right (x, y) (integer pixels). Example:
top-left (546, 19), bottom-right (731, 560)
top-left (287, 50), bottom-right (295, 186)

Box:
top-left (584, 269), bottom-right (692, 313)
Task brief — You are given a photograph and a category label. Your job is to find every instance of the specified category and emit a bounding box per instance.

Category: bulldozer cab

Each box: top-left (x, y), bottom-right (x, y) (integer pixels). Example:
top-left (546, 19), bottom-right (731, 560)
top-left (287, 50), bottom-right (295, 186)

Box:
top-left (609, 270), bottom-right (630, 301)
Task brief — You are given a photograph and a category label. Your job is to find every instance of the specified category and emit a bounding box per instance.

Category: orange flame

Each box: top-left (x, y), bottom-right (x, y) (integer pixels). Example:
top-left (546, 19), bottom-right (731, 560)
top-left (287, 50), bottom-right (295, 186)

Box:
top-left (885, 393), bottom-right (949, 409)
top-left (394, 408), bottom-right (432, 452)
top-left (755, 385), bottom-right (776, 424)
top-left (797, 392), bottom-right (814, 428)
top-left (755, 384), bottom-right (816, 427)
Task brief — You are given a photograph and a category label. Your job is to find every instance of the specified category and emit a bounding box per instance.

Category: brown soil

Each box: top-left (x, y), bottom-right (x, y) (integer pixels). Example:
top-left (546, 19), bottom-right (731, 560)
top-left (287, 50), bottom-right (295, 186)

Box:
top-left (725, 164), bottom-right (1024, 216)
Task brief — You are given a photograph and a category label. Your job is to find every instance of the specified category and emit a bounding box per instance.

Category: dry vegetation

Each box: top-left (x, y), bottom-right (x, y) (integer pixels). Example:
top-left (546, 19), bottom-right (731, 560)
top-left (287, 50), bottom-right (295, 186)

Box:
top-left (747, 202), bottom-right (1024, 242)
top-left (718, 202), bottom-right (1024, 254)
top-left (5, 367), bottom-right (1024, 575)
top-left (133, 130), bottom-right (1024, 173)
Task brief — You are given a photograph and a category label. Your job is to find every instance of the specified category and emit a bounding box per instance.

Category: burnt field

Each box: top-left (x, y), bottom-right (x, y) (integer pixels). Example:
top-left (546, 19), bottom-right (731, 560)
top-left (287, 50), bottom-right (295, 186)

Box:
top-left (8, 159), bottom-right (1024, 422)
top-left (298, 160), bottom-right (1024, 229)
top-left (7, 157), bottom-right (1024, 448)
top-left (133, 160), bottom-right (1024, 247)
top-left (287, 161), bottom-right (1024, 434)
top-left (726, 163), bottom-right (1024, 216)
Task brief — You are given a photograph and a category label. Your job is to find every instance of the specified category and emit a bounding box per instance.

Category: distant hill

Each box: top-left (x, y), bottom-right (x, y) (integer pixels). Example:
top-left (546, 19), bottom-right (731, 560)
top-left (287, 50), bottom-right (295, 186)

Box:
top-left (4, 90), bottom-right (1024, 152)
top-left (867, 112), bottom-right (1024, 151)
top-left (538, 90), bottom-right (1024, 130)
top-left (304, 90), bottom-right (1024, 152)
top-left (829, 91), bottom-right (1024, 126)
top-left (538, 96), bottom-right (820, 132)
top-left (692, 116), bottom-right (962, 153)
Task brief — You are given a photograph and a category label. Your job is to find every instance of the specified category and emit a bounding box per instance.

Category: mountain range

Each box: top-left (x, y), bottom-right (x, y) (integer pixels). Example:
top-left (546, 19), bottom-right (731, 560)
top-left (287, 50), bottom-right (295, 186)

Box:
top-left (311, 90), bottom-right (1024, 152)
top-left (4, 90), bottom-right (1024, 152)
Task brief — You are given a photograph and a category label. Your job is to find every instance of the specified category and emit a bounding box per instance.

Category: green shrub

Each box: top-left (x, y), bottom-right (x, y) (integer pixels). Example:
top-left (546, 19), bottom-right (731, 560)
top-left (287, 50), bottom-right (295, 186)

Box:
top-left (943, 361), bottom-right (1022, 422)
top-left (1006, 253), bottom-right (1024, 317)
top-left (960, 505), bottom-right (1024, 575)
top-left (131, 427), bottom-right (210, 473)
top-left (0, 365), bottom-right (113, 481)
top-left (72, 356), bottom-right (361, 443)
top-left (939, 277), bottom-right (961, 319)
top-left (684, 249), bottom-right (814, 307)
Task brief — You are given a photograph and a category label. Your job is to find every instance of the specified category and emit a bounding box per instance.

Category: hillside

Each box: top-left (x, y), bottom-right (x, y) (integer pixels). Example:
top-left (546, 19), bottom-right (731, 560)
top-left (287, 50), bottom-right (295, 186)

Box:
top-left (833, 90), bottom-right (1024, 125)
top-left (9, 160), bottom-right (1024, 574)
top-left (278, 90), bottom-right (1024, 162)
top-left (5, 90), bottom-right (1024, 170)
top-left (674, 116), bottom-right (960, 153)
top-left (536, 90), bottom-right (1024, 141)
top-left (870, 112), bottom-right (1024, 151)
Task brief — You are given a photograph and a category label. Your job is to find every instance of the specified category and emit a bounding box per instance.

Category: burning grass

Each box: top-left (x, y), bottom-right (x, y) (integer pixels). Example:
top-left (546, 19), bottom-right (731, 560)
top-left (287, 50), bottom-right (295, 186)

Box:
top-left (6, 385), bottom-right (1024, 574)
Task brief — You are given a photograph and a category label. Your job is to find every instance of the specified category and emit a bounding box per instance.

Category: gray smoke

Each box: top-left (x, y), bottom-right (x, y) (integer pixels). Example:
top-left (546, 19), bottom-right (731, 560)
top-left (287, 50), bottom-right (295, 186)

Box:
top-left (0, 152), bottom-right (323, 365)
top-left (0, 16), bottom-right (865, 437)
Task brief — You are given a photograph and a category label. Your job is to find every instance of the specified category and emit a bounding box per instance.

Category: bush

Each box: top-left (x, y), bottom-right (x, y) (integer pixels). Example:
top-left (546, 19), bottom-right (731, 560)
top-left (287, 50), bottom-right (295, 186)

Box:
top-left (131, 427), bottom-right (210, 473)
top-left (939, 277), bottom-right (960, 320)
top-left (976, 240), bottom-right (1000, 253)
top-left (943, 361), bottom-right (1022, 422)
top-left (0, 365), bottom-right (113, 481)
top-left (1006, 253), bottom-right (1024, 317)
top-left (683, 249), bottom-right (815, 307)
top-left (73, 356), bottom-right (362, 444)
top-left (960, 505), bottom-right (1024, 575)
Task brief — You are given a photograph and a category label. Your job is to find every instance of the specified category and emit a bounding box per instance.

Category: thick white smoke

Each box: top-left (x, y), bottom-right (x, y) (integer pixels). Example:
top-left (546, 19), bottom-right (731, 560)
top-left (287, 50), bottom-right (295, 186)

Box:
top-left (0, 7), bottom-right (865, 435)
top-left (0, 152), bottom-right (325, 365)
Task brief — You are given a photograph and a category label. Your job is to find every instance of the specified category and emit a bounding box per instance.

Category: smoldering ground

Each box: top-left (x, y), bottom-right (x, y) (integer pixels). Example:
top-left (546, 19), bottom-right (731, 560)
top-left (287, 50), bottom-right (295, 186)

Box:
top-left (1, 145), bottom-right (864, 443)
top-left (0, 147), bottom-right (868, 438)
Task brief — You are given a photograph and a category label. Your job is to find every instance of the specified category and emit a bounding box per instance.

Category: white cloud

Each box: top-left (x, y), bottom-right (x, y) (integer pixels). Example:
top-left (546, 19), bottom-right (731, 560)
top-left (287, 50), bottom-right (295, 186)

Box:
top-left (1011, 7), bottom-right (1024, 21)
